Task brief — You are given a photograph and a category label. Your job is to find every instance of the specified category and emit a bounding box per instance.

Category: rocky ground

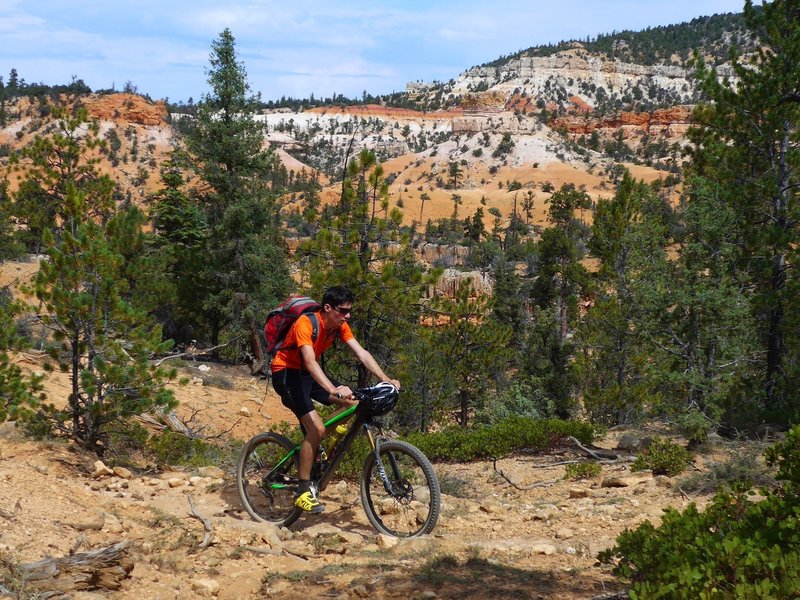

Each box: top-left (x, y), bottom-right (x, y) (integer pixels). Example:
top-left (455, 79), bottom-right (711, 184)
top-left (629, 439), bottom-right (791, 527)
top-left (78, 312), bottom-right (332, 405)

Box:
top-left (0, 359), bottom-right (733, 600)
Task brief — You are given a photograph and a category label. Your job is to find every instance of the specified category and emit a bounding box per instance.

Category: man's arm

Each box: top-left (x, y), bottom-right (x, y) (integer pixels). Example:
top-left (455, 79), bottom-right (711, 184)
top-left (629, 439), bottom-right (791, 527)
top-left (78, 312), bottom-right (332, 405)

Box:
top-left (344, 338), bottom-right (401, 390)
top-left (299, 344), bottom-right (353, 403)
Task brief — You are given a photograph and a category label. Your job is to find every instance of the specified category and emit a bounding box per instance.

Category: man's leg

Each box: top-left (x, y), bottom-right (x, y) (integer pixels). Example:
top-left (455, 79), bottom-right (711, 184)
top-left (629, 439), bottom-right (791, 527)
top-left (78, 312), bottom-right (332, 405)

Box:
top-left (294, 409), bottom-right (326, 513)
top-left (297, 410), bottom-right (325, 480)
top-left (273, 369), bottom-right (326, 514)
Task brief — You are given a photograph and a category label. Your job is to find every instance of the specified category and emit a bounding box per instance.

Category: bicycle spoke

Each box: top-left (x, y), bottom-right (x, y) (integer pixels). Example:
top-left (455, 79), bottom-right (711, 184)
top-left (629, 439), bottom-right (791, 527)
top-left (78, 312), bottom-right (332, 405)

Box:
top-left (236, 433), bottom-right (302, 527)
top-left (360, 440), bottom-right (440, 537)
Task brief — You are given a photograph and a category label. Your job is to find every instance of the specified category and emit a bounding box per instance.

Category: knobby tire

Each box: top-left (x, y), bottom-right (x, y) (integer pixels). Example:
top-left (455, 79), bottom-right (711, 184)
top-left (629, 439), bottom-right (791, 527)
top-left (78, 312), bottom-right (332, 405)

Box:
top-left (236, 432), bottom-right (303, 528)
top-left (359, 440), bottom-right (441, 537)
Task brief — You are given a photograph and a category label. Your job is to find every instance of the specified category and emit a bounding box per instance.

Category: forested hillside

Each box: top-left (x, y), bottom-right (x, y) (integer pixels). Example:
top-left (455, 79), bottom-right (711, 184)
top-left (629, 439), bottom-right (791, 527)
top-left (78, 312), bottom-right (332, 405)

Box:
top-left (1, 1), bottom-right (800, 597)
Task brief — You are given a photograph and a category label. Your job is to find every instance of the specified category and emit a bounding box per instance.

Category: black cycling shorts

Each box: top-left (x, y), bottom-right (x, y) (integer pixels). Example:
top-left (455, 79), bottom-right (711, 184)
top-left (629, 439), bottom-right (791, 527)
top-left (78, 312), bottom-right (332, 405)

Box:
top-left (272, 369), bottom-right (334, 420)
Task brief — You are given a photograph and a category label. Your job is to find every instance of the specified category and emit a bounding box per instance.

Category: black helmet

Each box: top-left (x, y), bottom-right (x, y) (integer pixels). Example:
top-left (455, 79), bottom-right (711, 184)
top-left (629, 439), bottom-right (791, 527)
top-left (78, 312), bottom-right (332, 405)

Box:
top-left (357, 382), bottom-right (399, 416)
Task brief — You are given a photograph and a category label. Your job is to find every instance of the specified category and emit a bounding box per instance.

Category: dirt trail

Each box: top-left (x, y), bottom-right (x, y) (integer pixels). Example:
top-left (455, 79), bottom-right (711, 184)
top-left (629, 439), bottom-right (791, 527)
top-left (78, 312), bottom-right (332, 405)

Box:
top-left (0, 362), bottom-right (717, 599)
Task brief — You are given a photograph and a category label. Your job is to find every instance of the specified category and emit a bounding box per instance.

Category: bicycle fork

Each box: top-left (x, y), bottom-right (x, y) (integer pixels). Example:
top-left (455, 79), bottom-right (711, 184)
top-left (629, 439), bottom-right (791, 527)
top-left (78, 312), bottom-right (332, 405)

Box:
top-left (364, 427), bottom-right (405, 497)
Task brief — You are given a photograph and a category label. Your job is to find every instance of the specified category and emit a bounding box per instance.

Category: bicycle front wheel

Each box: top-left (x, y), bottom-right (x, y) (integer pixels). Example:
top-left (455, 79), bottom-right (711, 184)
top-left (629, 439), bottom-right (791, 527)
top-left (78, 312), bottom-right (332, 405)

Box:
top-left (236, 432), bottom-right (302, 528)
top-left (360, 440), bottom-right (441, 537)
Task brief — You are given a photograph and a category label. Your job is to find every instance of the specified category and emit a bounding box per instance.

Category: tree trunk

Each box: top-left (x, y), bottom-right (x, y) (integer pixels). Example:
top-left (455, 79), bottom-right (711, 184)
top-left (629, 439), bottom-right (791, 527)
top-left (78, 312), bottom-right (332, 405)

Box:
top-left (248, 316), bottom-right (265, 374)
top-left (459, 389), bottom-right (469, 427)
top-left (766, 125), bottom-right (791, 408)
top-left (70, 335), bottom-right (81, 440)
top-left (765, 253), bottom-right (786, 408)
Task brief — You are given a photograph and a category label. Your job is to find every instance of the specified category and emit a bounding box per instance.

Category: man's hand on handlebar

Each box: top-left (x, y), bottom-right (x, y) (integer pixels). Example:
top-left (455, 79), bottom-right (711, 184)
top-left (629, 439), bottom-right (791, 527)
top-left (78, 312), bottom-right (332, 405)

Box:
top-left (330, 385), bottom-right (356, 406)
top-left (385, 379), bottom-right (401, 391)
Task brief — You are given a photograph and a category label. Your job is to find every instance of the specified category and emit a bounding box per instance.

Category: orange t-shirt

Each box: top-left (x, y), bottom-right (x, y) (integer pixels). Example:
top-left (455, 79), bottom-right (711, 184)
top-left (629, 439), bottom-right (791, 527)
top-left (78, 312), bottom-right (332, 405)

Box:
top-left (271, 312), bottom-right (354, 372)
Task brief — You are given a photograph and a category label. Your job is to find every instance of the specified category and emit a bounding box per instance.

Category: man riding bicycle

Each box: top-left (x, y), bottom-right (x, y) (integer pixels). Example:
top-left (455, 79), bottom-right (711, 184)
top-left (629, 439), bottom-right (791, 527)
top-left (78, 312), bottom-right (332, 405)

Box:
top-left (271, 285), bottom-right (400, 513)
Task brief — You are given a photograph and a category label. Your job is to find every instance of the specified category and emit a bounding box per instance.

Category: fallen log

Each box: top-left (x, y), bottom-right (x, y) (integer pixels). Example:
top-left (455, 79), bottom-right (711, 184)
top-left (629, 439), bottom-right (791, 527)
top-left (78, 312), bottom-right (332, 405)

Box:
top-left (20, 541), bottom-right (133, 597)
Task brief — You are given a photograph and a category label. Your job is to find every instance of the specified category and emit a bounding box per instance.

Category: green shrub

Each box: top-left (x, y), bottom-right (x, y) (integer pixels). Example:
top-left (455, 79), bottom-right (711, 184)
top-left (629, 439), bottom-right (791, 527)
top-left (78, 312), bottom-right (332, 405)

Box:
top-left (564, 461), bottom-right (602, 481)
top-left (765, 425), bottom-right (800, 488)
top-left (679, 450), bottom-right (773, 495)
top-left (600, 425), bottom-right (800, 598)
top-left (437, 471), bottom-right (472, 498)
top-left (302, 417), bottom-right (595, 478)
top-left (474, 381), bottom-right (556, 425)
top-left (201, 374), bottom-right (235, 390)
top-left (632, 437), bottom-right (692, 476)
top-left (405, 417), bottom-right (595, 463)
top-left (675, 407), bottom-right (716, 447)
top-left (105, 420), bottom-right (150, 465)
top-left (147, 430), bottom-right (234, 469)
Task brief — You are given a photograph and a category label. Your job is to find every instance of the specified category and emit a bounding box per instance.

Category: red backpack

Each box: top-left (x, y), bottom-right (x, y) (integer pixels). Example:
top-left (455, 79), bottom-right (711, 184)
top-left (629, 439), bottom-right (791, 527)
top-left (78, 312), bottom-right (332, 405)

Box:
top-left (264, 296), bottom-right (322, 356)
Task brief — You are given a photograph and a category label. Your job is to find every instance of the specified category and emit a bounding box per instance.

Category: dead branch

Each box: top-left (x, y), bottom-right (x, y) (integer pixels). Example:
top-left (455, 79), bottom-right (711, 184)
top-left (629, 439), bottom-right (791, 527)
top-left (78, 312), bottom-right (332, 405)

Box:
top-left (524, 459), bottom-right (585, 469)
top-left (567, 436), bottom-right (632, 461)
top-left (69, 535), bottom-right (87, 556)
top-left (242, 545), bottom-right (282, 557)
top-left (153, 343), bottom-right (230, 366)
top-left (20, 541), bottom-right (133, 596)
top-left (281, 548), bottom-right (310, 561)
top-left (12, 350), bottom-right (47, 365)
top-left (187, 495), bottom-right (213, 550)
top-left (591, 591), bottom-right (629, 600)
top-left (493, 459), bottom-right (561, 490)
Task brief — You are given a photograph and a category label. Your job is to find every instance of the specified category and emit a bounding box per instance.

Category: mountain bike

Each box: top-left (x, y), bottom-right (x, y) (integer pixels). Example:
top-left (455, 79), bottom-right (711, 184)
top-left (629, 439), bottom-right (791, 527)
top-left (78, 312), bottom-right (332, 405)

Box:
top-left (236, 385), bottom-right (441, 538)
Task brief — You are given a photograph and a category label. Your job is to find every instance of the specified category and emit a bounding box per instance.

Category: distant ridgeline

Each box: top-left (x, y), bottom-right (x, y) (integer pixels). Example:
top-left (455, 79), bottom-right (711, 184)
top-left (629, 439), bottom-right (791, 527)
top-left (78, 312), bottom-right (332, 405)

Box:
top-left (480, 12), bottom-right (751, 68)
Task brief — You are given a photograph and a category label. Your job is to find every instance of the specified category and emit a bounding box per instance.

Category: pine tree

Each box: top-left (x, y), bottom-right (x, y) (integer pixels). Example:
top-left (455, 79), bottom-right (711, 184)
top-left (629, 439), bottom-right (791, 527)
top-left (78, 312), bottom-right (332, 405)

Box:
top-left (299, 149), bottom-right (436, 388)
top-left (531, 184), bottom-right (592, 339)
top-left (0, 288), bottom-right (44, 422)
top-left (185, 28), bottom-right (290, 363)
top-left (527, 184), bottom-right (592, 417)
top-left (428, 283), bottom-right (513, 427)
top-left (31, 206), bottom-right (177, 450)
top-left (0, 179), bottom-right (23, 260)
top-left (9, 106), bottom-right (115, 252)
top-left (690, 0), bottom-right (800, 416)
top-left (579, 173), bottom-right (673, 424)
top-left (147, 155), bottom-right (209, 344)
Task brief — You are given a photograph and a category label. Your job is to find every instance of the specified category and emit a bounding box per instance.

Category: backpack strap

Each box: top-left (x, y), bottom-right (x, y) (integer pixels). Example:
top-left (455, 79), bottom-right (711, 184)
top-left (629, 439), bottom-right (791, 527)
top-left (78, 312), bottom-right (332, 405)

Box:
top-left (307, 312), bottom-right (319, 343)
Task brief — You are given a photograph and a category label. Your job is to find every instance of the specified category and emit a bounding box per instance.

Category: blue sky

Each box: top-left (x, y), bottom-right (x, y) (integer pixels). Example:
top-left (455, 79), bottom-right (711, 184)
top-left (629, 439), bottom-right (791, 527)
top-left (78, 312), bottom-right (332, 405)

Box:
top-left (1, 0), bottom-right (747, 103)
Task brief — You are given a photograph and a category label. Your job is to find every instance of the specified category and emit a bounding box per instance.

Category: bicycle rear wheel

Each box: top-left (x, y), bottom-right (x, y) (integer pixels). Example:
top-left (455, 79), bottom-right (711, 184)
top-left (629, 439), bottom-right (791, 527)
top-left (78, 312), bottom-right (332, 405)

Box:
top-left (236, 432), bottom-right (303, 527)
top-left (360, 440), bottom-right (441, 537)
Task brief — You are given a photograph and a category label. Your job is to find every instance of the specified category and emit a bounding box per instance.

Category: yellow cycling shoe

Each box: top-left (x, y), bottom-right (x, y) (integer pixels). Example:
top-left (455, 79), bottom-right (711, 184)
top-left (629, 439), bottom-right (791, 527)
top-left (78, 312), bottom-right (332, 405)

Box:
top-left (294, 482), bottom-right (325, 514)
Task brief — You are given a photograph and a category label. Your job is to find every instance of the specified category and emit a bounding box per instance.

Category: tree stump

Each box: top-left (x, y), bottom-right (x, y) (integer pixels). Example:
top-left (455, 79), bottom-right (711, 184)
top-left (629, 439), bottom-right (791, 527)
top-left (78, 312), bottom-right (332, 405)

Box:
top-left (21, 541), bottom-right (133, 597)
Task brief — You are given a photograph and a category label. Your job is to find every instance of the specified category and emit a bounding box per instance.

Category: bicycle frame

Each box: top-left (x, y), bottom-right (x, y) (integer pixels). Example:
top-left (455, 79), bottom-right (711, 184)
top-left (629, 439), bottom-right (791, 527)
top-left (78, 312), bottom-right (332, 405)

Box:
top-left (263, 404), bottom-right (388, 493)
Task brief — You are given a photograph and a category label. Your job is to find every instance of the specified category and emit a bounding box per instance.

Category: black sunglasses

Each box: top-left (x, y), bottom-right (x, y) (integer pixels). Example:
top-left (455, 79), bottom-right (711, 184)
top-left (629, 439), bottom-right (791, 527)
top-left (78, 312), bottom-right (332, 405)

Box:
top-left (332, 305), bottom-right (352, 315)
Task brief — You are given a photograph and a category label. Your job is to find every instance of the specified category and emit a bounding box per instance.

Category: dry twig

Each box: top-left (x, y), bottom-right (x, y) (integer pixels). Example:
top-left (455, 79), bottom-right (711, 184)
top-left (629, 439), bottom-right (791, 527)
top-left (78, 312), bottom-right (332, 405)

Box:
top-left (187, 495), bottom-right (213, 550)
top-left (153, 343), bottom-right (230, 366)
top-left (242, 545), bottom-right (282, 557)
top-left (69, 535), bottom-right (87, 556)
top-left (492, 459), bottom-right (560, 490)
top-left (591, 591), bottom-right (629, 600)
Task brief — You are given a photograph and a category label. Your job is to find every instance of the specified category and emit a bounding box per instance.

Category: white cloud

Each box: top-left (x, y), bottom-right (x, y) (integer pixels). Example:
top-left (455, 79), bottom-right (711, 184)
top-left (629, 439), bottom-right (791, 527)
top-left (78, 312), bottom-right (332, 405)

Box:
top-left (0, 0), bottom-right (747, 100)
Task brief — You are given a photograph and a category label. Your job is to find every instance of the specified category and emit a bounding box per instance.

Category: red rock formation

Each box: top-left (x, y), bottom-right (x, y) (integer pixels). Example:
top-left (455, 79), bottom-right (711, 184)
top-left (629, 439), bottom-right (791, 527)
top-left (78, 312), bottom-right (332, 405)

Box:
top-left (83, 93), bottom-right (168, 126)
top-left (551, 106), bottom-right (693, 135)
top-left (306, 104), bottom-right (462, 119)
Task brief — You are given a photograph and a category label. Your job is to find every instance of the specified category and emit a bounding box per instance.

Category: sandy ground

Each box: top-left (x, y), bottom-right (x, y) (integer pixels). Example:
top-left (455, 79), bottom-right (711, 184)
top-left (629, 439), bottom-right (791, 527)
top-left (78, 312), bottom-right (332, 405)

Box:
top-left (0, 355), bottom-right (726, 600)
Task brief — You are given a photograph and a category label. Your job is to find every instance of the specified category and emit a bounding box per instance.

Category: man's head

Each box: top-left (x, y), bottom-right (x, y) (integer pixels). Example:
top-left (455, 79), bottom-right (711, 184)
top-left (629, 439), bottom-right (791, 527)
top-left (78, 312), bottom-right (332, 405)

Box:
top-left (322, 286), bottom-right (354, 324)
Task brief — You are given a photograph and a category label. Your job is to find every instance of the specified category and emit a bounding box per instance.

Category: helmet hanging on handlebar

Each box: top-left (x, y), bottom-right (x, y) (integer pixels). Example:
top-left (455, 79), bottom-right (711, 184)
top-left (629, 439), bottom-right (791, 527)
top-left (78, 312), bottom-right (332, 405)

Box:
top-left (357, 382), bottom-right (399, 416)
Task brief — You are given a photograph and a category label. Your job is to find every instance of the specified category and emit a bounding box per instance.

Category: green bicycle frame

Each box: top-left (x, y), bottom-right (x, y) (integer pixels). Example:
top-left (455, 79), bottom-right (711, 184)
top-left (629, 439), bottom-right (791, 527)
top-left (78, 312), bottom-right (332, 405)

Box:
top-left (264, 404), bottom-right (362, 490)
